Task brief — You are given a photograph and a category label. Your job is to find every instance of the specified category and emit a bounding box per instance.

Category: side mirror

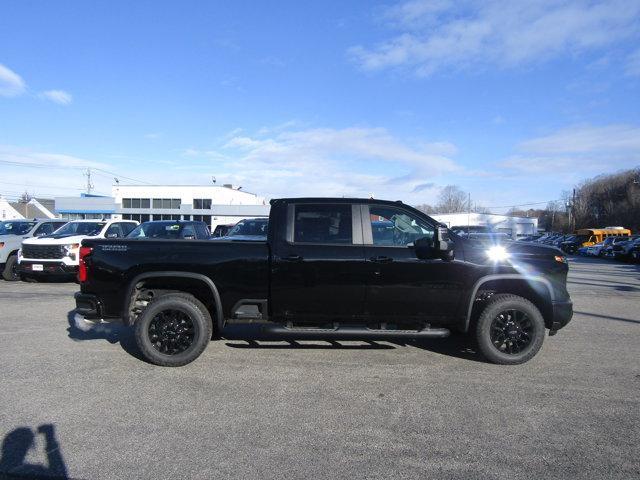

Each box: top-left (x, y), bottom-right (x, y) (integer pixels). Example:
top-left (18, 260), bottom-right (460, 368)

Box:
top-left (436, 226), bottom-right (455, 261)
top-left (414, 236), bottom-right (435, 260)
top-left (415, 227), bottom-right (454, 260)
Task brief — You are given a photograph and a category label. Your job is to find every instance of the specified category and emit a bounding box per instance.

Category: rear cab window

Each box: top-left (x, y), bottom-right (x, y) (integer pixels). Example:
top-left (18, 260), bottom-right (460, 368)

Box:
top-left (291, 204), bottom-right (353, 244)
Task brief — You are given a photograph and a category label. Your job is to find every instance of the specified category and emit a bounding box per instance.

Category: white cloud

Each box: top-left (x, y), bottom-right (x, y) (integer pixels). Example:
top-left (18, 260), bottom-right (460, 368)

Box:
top-left (500, 124), bottom-right (640, 174)
top-left (40, 89), bottom-right (73, 105)
top-left (190, 126), bottom-right (461, 202)
top-left (0, 64), bottom-right (26, 97)
top-left (349, 0), bottom-right (640, 76)
top-left (520, 124), bottom-right (640, 154)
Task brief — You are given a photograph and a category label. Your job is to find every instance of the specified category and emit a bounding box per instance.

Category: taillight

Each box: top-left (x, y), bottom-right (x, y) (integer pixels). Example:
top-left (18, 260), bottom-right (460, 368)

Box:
top-left (78, 246), bottom-right (93, 282)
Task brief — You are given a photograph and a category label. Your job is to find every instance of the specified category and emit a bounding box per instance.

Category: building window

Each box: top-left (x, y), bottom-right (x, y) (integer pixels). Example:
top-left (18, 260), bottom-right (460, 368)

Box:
top-left (193, 215), bottom-right (212, 227)
top-left (193, 198), bottom-right (212, 209)
top-left (152, 198), bottom-right (181, 209)
top-left (123, 213), bottom-right (150, 223)
top-left (122, 198), bottom-right (150, 209)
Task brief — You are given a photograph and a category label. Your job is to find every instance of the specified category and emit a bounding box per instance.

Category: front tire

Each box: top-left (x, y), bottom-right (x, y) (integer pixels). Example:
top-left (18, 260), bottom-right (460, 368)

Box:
top-left (134, 293), bottom-right (213, 367)
top-left (2, 254), bottom-right (20, 281)
top-left (475, 294), bottom-right (545, 365)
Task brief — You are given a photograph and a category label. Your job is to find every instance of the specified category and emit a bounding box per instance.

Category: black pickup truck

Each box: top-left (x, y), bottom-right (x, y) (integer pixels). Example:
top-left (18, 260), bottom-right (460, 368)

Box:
top-left (75, 197), bottom-right (573, 367)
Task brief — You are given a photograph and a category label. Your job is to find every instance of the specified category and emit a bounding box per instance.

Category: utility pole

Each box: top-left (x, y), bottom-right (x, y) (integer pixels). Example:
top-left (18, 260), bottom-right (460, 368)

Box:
top-left (467, 192), bottom-right (471, 231)
top-left (84, 168), bottom-right (94, 194)
top-left (572, 188), bottom-right (576, 231)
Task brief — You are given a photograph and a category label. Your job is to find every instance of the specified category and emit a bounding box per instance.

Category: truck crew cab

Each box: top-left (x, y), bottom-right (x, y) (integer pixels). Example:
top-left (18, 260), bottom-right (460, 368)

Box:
top-left (0, 219), bottom-right (68, 281)
top-left (75, 198), bottom-right (573, 367)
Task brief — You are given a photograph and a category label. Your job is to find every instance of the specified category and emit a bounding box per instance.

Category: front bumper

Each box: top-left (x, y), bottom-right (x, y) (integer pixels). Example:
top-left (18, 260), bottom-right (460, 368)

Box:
top-left (19, 261), bottom-right (77, 276)
top-left (549, 300), bottom-right (573, 335)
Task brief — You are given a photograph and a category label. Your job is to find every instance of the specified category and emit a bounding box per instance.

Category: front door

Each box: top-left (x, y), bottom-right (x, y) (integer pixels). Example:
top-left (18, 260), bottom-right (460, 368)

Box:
top-left (270, 203), bottom-right (366, 325)
top-left (362, 205), bottom-right (464, 327)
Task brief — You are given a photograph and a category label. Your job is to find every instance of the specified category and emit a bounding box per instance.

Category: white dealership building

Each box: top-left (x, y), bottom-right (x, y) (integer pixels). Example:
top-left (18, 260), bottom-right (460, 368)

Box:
top-left (54, 184), bottom-right (270, 231)
top-left (432, 212), bottom-right (538, 239)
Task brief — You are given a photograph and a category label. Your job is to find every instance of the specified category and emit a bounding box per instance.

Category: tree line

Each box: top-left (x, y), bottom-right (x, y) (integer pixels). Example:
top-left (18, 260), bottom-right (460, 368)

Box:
top-left (414, 167), bottom-right (640, 233)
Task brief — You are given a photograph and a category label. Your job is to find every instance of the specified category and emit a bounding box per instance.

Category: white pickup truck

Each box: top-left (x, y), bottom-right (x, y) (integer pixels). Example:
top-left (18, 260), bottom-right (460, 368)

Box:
top-left (19, 219), bottom-right (138, 280)
top-left (0, 219), bottom-right (68, 281)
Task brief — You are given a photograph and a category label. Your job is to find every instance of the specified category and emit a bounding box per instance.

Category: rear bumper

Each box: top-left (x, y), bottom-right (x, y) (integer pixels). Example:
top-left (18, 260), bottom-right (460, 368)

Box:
top-left (19, 261), bottom-right (77, 276)
top-left (74, 292), bottom-right (104, 320)
top-left (549, 300), bottom-right (573, 335)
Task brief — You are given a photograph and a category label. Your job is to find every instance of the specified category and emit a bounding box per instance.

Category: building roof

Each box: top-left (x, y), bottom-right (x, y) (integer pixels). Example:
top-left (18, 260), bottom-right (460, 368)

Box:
top-left (9, 198), bottom-right (55, 219)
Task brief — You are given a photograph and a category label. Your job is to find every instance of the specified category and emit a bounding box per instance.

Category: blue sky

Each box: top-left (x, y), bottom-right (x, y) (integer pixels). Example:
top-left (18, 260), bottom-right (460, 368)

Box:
top-left (1, 0), bottom-right (639, 212)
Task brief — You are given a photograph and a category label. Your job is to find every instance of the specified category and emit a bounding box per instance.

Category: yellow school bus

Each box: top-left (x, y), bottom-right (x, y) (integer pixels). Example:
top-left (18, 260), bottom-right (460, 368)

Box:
top-left (574, 228), bottom-right (632, 247)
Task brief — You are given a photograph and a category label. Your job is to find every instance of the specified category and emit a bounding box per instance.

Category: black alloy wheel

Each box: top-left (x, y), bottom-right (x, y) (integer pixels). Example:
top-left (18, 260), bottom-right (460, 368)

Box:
top-left (134, 293), bottom-right (213, 367)
top-left (489, 309), bottom-right (533, 355)
top-left (148, 309), bottom-right (195, 355)
top-left (474, 294), bottom-right (545, 365)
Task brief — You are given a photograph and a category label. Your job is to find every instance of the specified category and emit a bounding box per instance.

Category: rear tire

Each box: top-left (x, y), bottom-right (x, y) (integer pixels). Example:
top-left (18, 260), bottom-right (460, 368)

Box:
top-left (134, 293), bottom-right (213, 367)
top-left (2, 254), bottom-right (20, 281)
top-left (475, 294), bottom-right (545, 365)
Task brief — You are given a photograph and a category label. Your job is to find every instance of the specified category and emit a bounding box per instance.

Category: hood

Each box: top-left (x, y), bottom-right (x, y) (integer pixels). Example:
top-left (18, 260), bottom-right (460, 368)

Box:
top-left (462, 237), bottom-right (563, 262)
top-left (0, 234), bottom-right (28, 243)
top-left (22, 234), bottom-right (89, 246)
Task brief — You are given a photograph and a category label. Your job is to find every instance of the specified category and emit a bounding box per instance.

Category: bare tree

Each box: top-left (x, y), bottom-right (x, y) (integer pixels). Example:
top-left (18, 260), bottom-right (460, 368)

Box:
top-left (436, 185), bottom-right (468, 213)
top-left (415, 203), bottom-right (436, 214)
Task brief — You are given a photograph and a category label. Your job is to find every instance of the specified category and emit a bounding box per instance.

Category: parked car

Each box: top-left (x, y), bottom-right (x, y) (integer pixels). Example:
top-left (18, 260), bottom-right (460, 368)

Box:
top-left (630, 242), bottom-right (640, 263)
top-left (211, 223), bottom-right (235, 238)
top-left (18, 219), bottom-right (138, 280)
top-left (75, 197), bottom-right (572, 367)
top-left (602, 236), bottom-right (640, 261)
top-left (127, 220), bottom-right (210, 240)
top-left (0, 219), bottom-right (68, 281)
top-left (586, 236), bottom-right (625, 257)
top-left (213, 217), bottom-right (269, 241)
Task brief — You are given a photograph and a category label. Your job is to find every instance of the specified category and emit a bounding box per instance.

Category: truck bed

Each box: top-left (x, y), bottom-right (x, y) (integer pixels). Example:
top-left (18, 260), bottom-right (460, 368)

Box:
top-left (80, 238), bottom-right (270, 319)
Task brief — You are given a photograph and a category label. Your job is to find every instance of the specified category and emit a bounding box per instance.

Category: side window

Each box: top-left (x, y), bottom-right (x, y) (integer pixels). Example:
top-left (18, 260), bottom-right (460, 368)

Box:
top-left (293, 204), bottom-right (352, 244)
top-left (120, 222), bottom-right (137, 236)
top-left (180, 225), bottom-right (196, 239)
top-left (369, 206), bottom-right (434, 247)
top-left (195, 224), bottom-right (209, 238)
top-left (34, 223), bottom-right (54, 236)
top-left (105, 224), bottom-right (123, 238)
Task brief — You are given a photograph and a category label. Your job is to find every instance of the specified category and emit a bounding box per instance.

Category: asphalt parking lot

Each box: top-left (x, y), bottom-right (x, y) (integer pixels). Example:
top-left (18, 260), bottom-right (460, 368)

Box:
top-left (0, 257), bottom-right (638, 480)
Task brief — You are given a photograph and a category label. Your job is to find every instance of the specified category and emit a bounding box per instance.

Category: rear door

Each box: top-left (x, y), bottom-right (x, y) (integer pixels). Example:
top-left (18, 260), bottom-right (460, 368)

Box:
top-left (270, 202), bottom-right (366, 325)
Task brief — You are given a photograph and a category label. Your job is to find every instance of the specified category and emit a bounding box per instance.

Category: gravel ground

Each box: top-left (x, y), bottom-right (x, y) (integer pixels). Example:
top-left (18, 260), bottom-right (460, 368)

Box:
top-left (0, 256), bottom-right (638, 480)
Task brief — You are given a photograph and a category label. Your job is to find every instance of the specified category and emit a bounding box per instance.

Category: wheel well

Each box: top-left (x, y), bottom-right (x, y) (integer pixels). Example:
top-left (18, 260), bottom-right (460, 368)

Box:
top-left (126, 276), bottom-right (220, 328)
top-left (469, 279), bottom-right (553, 330)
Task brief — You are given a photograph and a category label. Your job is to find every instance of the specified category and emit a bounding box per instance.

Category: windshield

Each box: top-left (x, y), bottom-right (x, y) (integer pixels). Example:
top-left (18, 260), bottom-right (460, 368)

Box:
top-left (0, 221), bottom-right (37, 236)
top-left (228, 219), bottom-right (268, 236)
top-left (128, 222), bottom-right (183, 239)
top-left (54, 221), bottom-right (105, 236)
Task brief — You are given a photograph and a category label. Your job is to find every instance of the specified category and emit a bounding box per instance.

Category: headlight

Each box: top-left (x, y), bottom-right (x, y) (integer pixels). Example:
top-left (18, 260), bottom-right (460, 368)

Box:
top-left (486, 245), bottom-right (510, 262)
top-left (63, 243), bottom-right (80, 260)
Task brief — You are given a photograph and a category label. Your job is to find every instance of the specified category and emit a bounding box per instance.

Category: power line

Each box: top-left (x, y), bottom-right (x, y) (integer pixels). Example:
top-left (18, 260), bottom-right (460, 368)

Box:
top-left (0, 160), bottom-right (151, 185)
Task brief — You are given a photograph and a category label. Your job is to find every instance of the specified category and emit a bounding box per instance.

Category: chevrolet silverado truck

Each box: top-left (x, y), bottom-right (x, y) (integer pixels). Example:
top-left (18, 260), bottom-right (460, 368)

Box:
top-left (75, 198), bottom-right (573, 367)
top-left (19, 219), bottom-right (138, 280)
top-left (0, 219), bottom-right (68, 281)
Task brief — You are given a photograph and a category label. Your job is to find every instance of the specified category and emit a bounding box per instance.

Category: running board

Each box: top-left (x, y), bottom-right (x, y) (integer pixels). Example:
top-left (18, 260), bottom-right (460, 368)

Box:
top-left (259, 324), bottom-right (450, 340)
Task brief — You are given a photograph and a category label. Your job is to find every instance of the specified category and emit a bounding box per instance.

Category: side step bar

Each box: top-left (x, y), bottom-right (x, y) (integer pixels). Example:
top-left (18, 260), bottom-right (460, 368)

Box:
top-left (259, 324), bottom-right (450, 340)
